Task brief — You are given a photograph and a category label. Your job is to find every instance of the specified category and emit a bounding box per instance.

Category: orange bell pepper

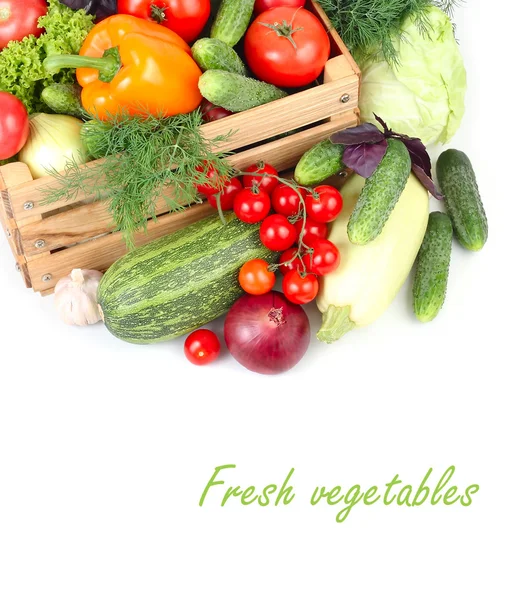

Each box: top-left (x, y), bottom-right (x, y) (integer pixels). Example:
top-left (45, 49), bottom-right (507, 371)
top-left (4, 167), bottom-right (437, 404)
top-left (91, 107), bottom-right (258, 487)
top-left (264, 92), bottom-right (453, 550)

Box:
top-left (43, 15), bottom-right (202, 120)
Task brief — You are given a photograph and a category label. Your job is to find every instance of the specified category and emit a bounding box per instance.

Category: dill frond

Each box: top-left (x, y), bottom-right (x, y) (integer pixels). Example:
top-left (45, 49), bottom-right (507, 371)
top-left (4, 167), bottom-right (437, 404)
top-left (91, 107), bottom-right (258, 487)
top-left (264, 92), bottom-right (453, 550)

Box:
top-left (41, 110), bottom-right (234, 248)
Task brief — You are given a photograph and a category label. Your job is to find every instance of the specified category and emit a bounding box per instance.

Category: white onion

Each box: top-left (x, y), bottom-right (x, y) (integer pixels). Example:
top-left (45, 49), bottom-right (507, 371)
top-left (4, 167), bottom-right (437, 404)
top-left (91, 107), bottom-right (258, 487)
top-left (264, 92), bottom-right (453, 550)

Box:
top-left (19, 113), bottom-right (88, 179)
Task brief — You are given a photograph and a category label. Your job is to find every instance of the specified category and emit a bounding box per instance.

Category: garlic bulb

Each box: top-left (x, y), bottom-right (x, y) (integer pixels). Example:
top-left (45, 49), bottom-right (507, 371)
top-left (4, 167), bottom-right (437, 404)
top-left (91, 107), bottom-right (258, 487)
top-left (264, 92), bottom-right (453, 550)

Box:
top-left (54, 268), bottom-right (103, 326)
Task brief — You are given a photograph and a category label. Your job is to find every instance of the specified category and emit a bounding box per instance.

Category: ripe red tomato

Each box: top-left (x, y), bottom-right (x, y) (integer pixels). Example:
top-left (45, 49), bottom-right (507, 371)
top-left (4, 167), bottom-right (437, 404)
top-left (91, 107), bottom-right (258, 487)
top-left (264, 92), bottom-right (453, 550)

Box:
top-left (305, 185), bottom-right (343, 223)
top-left (117, 0), bottom-right (210, 43)
top-left (184, 329), bottom-right (221, 365)
top-left (254, 0), bottom-right (305, 16)
top-left (244, 7), bottom-right (330, 88)
top-left (304, 238), bottom-right (340, 276)
top-left (242, 163), bottom-right (279, 195)
top-left (278, 247), bottom-right (306, 276)
top-left (201, 99), bottom-right (233, 123)
top-left (294, 217), bottom-right (328, 246)
top-left (260, 214), bottom-right (297, 252)
top-left (0, 92), bottom-right (29, 161)
top-left (195, 164), bottom-right (227, 195)
top-left (282, 271), bottom-right (319, 305)
top-left (207, 177), bottom-right (242, 211)
top-left (0, 0), bottom-right (47, 50)
top-left (239, 259), bottom-right (276, 295)
top-left (234, 188), bottom-right (271, 223)
top-left (271, 184), bottom-right (306, 217)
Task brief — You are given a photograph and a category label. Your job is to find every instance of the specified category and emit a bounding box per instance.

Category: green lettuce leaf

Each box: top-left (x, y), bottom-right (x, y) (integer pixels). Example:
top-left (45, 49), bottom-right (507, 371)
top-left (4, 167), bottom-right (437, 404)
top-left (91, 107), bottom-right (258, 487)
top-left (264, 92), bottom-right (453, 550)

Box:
top-left (359, 7), bottom-right (467, 145)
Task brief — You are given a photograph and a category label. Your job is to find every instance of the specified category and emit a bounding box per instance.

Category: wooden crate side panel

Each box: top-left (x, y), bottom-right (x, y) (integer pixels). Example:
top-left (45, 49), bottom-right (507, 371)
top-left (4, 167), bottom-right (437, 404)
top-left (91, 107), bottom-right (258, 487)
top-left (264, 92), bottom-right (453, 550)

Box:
top-left (27, 115), bottom-right (357, 294)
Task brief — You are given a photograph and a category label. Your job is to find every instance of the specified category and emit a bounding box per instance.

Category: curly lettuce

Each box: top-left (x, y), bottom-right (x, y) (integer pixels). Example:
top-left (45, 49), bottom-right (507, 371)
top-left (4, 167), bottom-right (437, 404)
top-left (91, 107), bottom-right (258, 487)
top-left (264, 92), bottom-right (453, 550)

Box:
top-left (0, 0), bottom-right (93, 114)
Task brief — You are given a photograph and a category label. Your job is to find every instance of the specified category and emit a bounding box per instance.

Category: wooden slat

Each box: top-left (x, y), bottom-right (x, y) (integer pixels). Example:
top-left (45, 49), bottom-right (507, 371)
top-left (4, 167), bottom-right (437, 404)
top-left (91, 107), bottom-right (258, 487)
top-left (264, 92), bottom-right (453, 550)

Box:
top-left (27, 203), bottom-right (215, 293)
top-left (16, 113), bottom-right (358, 258)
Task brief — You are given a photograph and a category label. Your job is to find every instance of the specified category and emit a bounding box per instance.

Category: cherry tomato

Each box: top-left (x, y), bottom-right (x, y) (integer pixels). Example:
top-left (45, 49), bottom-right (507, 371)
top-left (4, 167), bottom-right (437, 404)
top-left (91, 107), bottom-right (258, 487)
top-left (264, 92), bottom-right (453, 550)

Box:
top-left (207, 177), bottom-right (242, 211)
top-left (305, 185), bottom-right (343, 223)
top-left (271, 184), bottom-right (306, 217)
top-left (294, 217), bottom-right (328, 246)
top-left (195, 164), bottom-right (227, 196)
top-left (201, 99), bottom-right (233, 123)
top-left (304, 238), bottom-right (340, 276)
top-left (0, 0), bottom-right (47, 50)
top-left (254, 0), bottom-right (305, 16)
top-left (184, 329), bottom-right (221, 365)
top-left (260, 214), bottom-right (297, 252)
top-left (0, 92), bottom-right (29, 161)
top-left (117, 0), bottom-right (210, 43)
top-left (278, 247), bottom-right (306, 276)
top-left (233, 188), bottom-right (271, 223)
top-left (282, 271), bottom-right (319, 305)
top-left (239, 259), bottom-right (276, 295)
top-left (244, 7), bottom-right (330, 88)
top-left (242, 163), bottom-right (279, 195)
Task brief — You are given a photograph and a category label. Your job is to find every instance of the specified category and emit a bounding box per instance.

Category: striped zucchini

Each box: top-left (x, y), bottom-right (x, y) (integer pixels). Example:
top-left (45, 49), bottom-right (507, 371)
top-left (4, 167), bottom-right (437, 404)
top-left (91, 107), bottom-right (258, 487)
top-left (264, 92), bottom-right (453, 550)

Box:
top-left (98, 214), bottom-right (278, 344)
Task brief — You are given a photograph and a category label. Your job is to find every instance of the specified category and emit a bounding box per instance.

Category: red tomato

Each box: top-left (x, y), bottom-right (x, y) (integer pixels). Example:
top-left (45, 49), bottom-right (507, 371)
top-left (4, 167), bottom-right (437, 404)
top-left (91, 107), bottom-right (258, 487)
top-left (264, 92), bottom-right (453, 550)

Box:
top-left (282, 271), bottom-right (319, 305)
top-left (195, 164), bottom-right (227, 195)
top-left (294, 217), bottom-right (328, 246)
top-left (0, 0), bottom-right (47, 50)
top-left (304, 238), bottom-right (340, 276)
top-left (0, 92), bottom-right (29, 160)
top-left (271, 184), bottom-right (306, 217)
top-left (207, 177), bottom-right (242, 211)
top-left (260, 214), bottom-right (297, 252)
top-left (242, 163), bottom-right (278, 195)
top-left (239, 259), bottom-right (276, 295)
top-left (244, 7), bottom-right (330, 88)
top-left (117, 0), bottom-right (210, 43)
top-left (201, 99), bottom-right (233, 123)
top-left (184, 329), bottom-right (221, 365)
top-left (305, 185), bottom-right (343, 223)
top-left (278, 247), bottom-right (306, 276)
top-left (254, 0), bottom-right (305, 16)
top-left (233, 188), bottom-right (271, 223)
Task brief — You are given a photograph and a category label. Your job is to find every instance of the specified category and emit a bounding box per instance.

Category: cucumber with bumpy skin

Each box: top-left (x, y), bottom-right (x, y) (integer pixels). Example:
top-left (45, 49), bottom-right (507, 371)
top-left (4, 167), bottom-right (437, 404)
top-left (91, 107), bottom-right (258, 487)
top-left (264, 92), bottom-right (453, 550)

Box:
top-left (413, 212), bottom-right (453, 323)
top-left (191, 38), bottom-right (248, 76)
top-left (347, 138), bottom-right (411, 245)
top-left (199, 71), bottom-right (287, 113)
top-left (294, 140), bottom-right (345, 186)
top-left (436, 149), bottom-right (488, 251)
top-left (211, 0), bottom-right (255, 47)
top-left (41, 83), bottom-right (84, 119)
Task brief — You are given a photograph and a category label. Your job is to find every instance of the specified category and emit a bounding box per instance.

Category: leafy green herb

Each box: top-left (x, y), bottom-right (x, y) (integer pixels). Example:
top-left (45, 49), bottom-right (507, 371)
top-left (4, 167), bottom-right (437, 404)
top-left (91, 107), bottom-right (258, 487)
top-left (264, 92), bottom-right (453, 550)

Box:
top-left (317, 0), bottom-right (462, 65)
top-left (0, 0), bottom-right (94, 113)
top-left (42, 110), bottom-right (235, 248)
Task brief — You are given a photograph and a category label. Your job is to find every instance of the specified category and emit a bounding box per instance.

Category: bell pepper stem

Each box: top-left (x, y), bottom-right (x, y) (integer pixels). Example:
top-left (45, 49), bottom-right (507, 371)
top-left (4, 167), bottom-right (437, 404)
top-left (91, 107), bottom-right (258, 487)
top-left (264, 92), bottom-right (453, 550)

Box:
top-left (43, 47), bottom-right (122, 84)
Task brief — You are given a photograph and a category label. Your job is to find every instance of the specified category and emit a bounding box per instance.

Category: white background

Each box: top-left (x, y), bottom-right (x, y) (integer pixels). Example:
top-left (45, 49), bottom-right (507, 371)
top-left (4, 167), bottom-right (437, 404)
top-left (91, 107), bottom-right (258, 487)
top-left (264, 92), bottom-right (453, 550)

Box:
top-left (1, 1), bottom-right (527, 598)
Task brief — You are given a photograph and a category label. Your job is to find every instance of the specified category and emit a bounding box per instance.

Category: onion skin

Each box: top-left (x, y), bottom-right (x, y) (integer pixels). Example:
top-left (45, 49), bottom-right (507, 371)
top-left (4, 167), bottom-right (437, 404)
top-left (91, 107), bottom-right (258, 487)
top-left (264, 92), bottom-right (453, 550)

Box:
top-left (224, 291), bottom-right (310, 375)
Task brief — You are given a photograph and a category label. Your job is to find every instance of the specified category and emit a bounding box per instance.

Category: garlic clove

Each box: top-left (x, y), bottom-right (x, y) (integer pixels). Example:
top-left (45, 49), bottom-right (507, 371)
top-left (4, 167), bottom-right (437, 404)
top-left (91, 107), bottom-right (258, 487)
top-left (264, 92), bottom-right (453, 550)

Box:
top-left (54, 268), bottom-right (104, 326)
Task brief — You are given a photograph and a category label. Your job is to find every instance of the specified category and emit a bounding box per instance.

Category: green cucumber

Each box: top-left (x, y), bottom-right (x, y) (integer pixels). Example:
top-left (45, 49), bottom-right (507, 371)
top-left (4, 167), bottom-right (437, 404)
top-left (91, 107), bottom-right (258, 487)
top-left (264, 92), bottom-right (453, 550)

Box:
top-left (412, 212), bottom-right (453, 323)
top-left (41, 83), bottom-right (84, 119)
top-left (191, 38), bottom-right (248, 76)
top-left (436, 149), bottom-right (488, 251)
top-left (211, 0), bottom-right (255, 47)
top-left (294, 140), bottom-right (345, 186)
top-left (98, 213), bottom-right (278, 344)
top-left (199, 71), bottom-right (287, 113)
top-left (347, 138), bottom-right (411, 245)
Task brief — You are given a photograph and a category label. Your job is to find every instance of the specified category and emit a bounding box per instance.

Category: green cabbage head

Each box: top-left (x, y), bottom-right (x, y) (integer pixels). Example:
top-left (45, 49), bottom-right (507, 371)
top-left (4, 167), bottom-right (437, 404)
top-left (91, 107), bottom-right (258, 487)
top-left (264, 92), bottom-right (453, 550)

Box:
top-left (359, 7), bottom-right (467, 146)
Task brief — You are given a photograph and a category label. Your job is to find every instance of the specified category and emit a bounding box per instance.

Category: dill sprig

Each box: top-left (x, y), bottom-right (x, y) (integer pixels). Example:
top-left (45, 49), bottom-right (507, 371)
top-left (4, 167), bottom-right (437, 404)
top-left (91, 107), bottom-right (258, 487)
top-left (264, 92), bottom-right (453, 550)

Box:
top-left (42, 110), bottom-right (234, 248)
top-left (318, 0), bottom-right (463, 65)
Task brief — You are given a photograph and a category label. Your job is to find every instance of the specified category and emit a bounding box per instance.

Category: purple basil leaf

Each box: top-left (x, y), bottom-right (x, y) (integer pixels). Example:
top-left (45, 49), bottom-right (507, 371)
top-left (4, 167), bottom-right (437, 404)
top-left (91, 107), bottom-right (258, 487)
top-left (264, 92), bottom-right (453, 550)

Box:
top-left (342, 140), bottom-right (388, 178)
top-left (412, 165), bottom-right (444, 200)
top-left (373, 114), bottom-right (391, 135)
top-left (331, 123), bottom-right (386, 146)
top-left (402, 137), bottom-right (432, 177)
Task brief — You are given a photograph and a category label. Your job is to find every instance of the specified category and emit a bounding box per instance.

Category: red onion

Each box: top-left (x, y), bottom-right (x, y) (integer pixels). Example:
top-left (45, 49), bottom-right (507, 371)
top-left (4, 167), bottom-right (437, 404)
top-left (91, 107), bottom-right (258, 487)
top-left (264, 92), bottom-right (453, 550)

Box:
top-left (224, 291), bottom-right (310, 375)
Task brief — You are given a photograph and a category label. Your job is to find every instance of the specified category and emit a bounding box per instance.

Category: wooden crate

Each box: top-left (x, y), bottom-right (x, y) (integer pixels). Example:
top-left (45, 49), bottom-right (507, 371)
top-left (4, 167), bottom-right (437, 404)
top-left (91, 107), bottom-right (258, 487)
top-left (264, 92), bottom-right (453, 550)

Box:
top-left (0, 1), bottom-right (360, 296)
